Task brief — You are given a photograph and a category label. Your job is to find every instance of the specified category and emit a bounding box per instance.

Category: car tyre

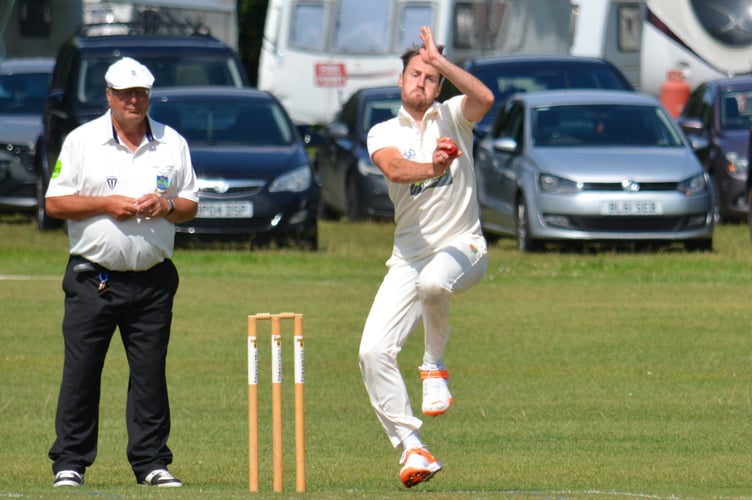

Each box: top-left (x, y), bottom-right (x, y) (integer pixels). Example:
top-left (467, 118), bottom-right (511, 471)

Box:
top-left (345, 173), bottom-right (365, 222)
top-left (515, 195), bottom-right (540, 252)
top-left (684, 239), bottom-right (713, 252)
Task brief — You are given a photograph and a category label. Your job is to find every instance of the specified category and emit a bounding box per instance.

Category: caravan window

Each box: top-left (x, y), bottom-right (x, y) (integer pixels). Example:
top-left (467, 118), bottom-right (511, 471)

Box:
top-left (398, 6), bottom-right (433, 50)
top-left (289, 1), bottom-right (432, 55)
top-left (333, 0), bottom-right (390, 53)
top-left (290, 4), bottom-right (327, 51)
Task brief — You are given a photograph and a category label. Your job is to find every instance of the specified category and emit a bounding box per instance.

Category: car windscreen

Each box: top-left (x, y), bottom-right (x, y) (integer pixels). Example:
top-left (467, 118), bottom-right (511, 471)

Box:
top-left (0, 72), bottom-right (50, 114)
top-left (78, 55), bottom-right (245, 106)
top-left (532, 104), bottom-right (685, 147)
top-left (150, 98), bottom-right (294, 147)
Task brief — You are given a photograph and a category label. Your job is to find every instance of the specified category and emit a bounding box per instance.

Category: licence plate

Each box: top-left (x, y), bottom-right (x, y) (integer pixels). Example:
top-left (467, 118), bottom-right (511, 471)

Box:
top-left (601, 200), bottom-right (661, 215)
top-left (196, 201), bottom-right (253, 218)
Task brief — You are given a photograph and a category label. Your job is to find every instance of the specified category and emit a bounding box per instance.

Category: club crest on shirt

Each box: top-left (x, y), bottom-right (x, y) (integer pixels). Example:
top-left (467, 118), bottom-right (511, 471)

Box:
top-left (155, 175), bottom-right (169, 194)
top-left (106, 177), bottom-right (117, 190)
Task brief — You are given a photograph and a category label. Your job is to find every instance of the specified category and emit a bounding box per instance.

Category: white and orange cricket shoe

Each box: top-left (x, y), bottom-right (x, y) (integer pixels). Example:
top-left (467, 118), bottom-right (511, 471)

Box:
top-left (421, 368), bottom-right (452, 416)
top-left (399, 447), bottom-right (443, 488)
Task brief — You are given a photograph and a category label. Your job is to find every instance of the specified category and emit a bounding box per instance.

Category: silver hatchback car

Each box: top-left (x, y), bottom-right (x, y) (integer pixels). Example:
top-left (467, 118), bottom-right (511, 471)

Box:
top-left (475, 90), bottom-right (714, 251)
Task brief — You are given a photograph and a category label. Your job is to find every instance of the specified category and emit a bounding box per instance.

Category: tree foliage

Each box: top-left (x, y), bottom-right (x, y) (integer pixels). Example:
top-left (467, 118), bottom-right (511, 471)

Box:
top-left (237, 0), bottom-right (269, 86)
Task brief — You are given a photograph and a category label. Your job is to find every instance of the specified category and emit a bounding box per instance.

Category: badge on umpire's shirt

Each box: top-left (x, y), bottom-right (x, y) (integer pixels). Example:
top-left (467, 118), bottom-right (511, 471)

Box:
top-left (155, 175), bottom-right (169, 194)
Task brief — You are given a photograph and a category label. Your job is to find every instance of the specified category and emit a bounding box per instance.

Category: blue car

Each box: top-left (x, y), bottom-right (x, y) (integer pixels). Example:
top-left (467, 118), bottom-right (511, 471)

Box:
top-left (149, 87), bottom-right (319, 249)
top-left (315, 86), bottom-right (400, 221)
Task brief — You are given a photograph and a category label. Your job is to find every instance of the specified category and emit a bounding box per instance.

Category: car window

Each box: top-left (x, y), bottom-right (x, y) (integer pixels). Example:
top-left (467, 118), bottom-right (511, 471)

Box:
top-left (720, 90), bottom-right (752, 130)
top-left (150, 99), bottom-right (293, 146)
top-left (681, 84), bottom-right (704, 119)
top-left (532, 104), bottom-right (685, 147)
top-left (0, 72), bottom-right (50, 114)
top-left (492, 101), bottom-right (524, 143)
top-left (363, 99), bottom-right (400, 131)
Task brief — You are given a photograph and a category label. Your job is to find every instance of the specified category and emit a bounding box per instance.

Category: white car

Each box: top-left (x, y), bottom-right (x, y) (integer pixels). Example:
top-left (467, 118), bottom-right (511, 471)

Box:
top-left (474, 90), bottom-right (714, 252)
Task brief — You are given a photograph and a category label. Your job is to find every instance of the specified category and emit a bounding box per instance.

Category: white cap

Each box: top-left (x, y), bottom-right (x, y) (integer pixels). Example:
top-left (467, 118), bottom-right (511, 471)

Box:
top-left (104, 57), bottom-right (155, 90)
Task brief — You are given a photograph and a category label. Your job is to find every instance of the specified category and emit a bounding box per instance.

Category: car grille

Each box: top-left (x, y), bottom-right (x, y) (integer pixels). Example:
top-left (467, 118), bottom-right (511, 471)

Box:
top-left (1, 143), bottom-right (35, 171)
top-left (581, 181), bottom-right (678, 191)
top-left (564, 215), bottom-right (702, 232)
top-left (198, 185), bottom-right (265, 199)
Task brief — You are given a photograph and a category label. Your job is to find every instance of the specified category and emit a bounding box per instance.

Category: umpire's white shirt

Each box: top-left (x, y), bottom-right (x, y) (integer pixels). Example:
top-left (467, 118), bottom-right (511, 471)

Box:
top-left (46, 110), bottom-right (198, 271)
top-left (367, 96), bottom-right (482, 263)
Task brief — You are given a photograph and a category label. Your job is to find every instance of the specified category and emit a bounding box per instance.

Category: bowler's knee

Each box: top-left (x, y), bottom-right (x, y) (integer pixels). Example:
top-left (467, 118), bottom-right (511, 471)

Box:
top-left (417, 276), bottom-right (450, 303)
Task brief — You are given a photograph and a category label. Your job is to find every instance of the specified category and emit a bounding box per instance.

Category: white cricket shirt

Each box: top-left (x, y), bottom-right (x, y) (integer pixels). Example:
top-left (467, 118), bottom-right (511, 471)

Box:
top-left (367, 95), bottom-right (483, 262)
top-left (46, 110), bottom-right (198, 271)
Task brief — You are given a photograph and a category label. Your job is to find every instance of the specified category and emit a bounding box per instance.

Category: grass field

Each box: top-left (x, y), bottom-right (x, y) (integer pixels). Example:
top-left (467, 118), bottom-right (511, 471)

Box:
top-left (2, 216), bottom-right (752, 499)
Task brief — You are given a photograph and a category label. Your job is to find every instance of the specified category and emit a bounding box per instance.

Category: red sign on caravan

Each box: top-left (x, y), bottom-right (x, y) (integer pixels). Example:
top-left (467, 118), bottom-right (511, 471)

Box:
top-left (315, 63), bottom-right (347, 87)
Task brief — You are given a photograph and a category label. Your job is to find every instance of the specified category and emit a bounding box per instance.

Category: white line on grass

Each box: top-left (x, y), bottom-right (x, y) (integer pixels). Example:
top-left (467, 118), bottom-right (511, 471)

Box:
top-left (0, 275), bottom-right (58, 280)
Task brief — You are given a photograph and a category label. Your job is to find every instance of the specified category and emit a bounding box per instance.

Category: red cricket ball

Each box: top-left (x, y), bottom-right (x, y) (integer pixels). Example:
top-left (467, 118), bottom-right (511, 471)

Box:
top-left (440, 140), bottom-right (458, 156)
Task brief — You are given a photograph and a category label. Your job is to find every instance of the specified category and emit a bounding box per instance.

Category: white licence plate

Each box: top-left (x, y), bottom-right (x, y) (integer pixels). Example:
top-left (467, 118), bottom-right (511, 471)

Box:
top-left (601, 200), bottom-right (662, 215)
top-left (196, 201), bottom-right (253, 218)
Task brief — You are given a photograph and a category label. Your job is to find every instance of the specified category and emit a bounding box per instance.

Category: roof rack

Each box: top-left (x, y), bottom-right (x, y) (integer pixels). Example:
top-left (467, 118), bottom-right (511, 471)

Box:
top-left (77, 20), bottom-right (212, 38)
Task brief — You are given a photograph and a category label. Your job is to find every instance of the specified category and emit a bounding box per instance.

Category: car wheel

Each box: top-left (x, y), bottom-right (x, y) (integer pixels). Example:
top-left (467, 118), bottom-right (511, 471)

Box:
top-left (345, 174), bottom-right (365, 222)
top-left (515, 195), bottom-right (540, 252)
top-left (35, 174), bottom-right (62, 231)
top-left (684, 239), bottom-right (713, 252)
top-left (317, 199), bottom-right (339, 221)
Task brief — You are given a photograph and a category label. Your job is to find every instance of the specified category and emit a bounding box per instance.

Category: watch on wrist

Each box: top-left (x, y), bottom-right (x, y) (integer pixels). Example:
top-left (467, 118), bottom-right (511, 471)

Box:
top-left (167, 198), bottom-right (175, 215)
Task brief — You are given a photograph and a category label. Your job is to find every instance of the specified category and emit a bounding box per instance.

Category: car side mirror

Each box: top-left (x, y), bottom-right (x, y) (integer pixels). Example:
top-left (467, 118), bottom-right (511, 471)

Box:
top-left (493, 137), bottom-right (518, 153)
top-left (327, 122), bottom-right (349, 139)
top-left (689, 135), bottom-right (709, 152)
top-left (678, 118), bottom-right (704, 135)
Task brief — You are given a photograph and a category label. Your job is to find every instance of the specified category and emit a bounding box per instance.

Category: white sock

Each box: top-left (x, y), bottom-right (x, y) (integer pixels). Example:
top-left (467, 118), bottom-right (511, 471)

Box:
top-left (401, 432), bottom-right (423, 451)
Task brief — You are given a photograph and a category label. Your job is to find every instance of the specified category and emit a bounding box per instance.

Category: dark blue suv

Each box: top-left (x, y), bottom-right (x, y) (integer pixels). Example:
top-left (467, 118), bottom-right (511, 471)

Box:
top-left (35, 25), bottom-right (249, 230)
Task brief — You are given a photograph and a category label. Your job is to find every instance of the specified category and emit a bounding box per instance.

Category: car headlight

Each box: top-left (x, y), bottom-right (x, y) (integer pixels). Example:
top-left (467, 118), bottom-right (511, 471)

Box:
top-left (357, 157), bottom-right (383, 176)
top-left (725, 151), bottom-right (748, 175)
top-left (539, 174), bottom-right (582, 194)
top-left (677, 173), bottom-right (708, 196)
top-left (269, 166), bottom-right (312, 193)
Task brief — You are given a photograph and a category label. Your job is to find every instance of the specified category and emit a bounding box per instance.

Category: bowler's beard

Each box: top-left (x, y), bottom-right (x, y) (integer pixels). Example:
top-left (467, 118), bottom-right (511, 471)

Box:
top-left (402, 89), bottom-right (434, 116)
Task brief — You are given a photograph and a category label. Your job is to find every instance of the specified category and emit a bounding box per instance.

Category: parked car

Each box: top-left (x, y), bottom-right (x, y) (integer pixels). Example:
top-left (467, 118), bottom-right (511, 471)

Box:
top-left (315, 86), bottom-right (400, 221)
top-left (440, 54), bottom-right (634, 143)
top-left (475, 90), bottom-right (714, 252)
top-left (149, 87), bottom-right (319, 249)
top-left (0, 57), bottom-right (54, 212)
top-left (35, 24), bottom-right (250, 230)
top-left (677, 76), bottom-right (752, 223)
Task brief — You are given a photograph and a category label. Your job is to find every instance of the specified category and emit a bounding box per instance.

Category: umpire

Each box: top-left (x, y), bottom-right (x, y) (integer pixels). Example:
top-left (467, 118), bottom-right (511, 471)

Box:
top-left (46, 57), bottom-right (198, 488)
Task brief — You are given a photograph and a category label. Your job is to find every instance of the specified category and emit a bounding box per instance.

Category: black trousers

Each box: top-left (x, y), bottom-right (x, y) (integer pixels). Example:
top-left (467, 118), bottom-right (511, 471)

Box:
top-left (49, 255), bottom-right (179, 482)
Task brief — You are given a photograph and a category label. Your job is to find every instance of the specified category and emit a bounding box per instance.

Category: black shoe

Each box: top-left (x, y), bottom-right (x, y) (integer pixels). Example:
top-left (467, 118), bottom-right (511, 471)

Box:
top-left (141, 469), bottom-right (183, 487)
top-left (53, 470), bottom-right (84, 487)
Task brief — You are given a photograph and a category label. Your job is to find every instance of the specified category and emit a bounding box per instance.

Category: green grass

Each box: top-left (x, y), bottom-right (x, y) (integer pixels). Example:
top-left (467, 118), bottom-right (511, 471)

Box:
top-left (2, 216), bottom-right (752, 499)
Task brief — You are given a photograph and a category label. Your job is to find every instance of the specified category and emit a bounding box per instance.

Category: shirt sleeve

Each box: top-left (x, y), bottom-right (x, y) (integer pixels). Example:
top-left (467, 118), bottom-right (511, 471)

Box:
top-left (45, 129), bottom-right (82, 198)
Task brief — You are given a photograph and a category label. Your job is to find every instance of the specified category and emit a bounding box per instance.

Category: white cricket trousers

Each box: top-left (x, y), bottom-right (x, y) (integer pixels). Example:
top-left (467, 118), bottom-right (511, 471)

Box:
top-left (358, 233), bottom-right (488, 447)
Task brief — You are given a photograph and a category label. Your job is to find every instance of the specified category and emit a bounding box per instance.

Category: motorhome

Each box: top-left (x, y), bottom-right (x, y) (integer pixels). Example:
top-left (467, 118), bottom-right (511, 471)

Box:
top-left (258, 0), bottom-right (575, 126)
top-left (640, 0), bottom-right (752, 95)
top-left (571, 0), bottom-right (752, 95)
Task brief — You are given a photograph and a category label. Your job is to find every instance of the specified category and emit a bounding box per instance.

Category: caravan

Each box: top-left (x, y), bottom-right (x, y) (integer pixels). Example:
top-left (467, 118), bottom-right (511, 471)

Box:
top-left (258, 0), bottom-right (574, 126)
top-left (571, 0), bottom-right (752, 95)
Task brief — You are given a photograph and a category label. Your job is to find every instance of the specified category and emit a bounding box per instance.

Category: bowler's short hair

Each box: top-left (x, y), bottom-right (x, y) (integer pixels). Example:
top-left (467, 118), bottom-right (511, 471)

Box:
top-left (400, 44), bottom-right (445, 73)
